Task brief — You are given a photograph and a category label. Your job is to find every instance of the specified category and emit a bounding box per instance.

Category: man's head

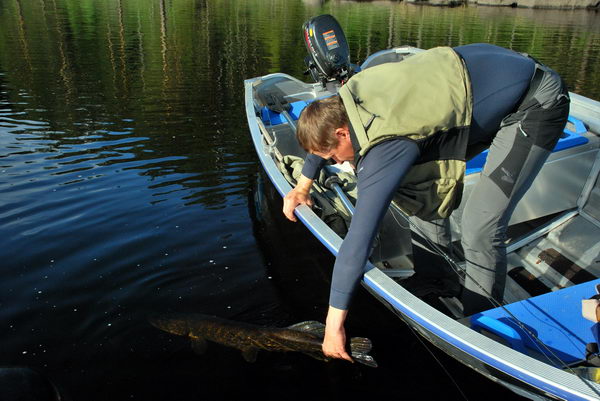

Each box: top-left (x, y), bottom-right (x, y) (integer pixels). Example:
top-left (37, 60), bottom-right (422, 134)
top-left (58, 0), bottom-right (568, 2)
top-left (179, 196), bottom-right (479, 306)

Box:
top-left (297, 95), bottom-right (354, 164)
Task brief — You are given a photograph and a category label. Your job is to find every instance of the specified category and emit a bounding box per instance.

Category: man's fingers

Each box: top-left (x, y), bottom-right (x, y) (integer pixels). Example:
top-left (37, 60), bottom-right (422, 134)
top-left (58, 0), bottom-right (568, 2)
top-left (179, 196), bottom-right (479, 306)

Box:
top-left (322, 343), bottom-right (353, 363)
top-left (284, 204), bottom-right (298, 222)
top-left (283, 208), bottom-right (297, 222)
top-left (282, 196), bottom-right (296, 222)
top-left (324, 351), bottom-right (354, 363)
top-left (282, 191), bottom-right (312, 222)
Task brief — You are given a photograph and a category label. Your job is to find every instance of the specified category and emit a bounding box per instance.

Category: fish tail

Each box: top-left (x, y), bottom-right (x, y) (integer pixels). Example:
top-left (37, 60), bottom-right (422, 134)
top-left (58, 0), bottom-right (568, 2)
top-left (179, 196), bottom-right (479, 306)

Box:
top-left (350, 337), bottom-right (372, 353)
top-left (350, 337), bottom-right (378, 368)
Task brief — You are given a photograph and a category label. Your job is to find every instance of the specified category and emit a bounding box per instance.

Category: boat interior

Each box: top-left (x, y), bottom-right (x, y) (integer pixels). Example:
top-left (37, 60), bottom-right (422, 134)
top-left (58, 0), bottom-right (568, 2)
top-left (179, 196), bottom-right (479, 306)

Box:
top-left (248, 47), bottom-right (600, 372)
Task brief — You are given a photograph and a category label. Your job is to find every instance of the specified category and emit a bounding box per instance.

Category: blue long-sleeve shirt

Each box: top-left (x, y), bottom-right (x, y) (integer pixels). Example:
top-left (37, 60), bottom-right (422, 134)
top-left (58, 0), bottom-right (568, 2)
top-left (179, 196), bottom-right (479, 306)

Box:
top-left (301, 43), bottom-right (535, 309)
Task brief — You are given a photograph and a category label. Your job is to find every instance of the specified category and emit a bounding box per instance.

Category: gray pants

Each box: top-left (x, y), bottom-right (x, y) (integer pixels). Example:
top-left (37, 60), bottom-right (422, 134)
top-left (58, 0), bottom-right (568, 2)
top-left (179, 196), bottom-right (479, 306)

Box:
top-left (411, 63), bottom-right (570, 315)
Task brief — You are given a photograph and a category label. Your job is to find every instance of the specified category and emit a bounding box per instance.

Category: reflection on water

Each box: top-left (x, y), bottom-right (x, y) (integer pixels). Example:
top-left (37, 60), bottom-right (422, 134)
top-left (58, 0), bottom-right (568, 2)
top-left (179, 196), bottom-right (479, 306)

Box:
top-left (0, 0), bottom-right (598, 399)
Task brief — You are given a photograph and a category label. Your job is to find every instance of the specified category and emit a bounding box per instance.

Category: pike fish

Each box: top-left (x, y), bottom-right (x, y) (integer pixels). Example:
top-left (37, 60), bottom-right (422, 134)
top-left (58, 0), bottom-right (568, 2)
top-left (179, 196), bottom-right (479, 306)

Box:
top-left (149, 313), bottom-right (377, 367)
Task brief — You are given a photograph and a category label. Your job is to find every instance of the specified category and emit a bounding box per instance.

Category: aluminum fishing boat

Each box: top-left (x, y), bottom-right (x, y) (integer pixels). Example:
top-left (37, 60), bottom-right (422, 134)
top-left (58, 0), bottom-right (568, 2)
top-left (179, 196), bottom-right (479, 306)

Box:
top-left (244, 15), bottom-right (600, 401)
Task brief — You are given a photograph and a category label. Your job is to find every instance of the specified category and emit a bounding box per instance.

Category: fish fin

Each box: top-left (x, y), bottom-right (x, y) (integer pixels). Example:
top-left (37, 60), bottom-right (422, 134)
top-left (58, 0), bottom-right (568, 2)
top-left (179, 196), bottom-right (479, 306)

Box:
top-left (350, 337), bottom-right (377, 368)
top-left (351, 351), bottom-right (378, 368)
top-left (350, 337), bottom-right (372, 353)
top-left (190, 337), bottom-right (208, 355)
top-left (287, 321), bottom-right (326, 336)
top-left (241, 348), bottom-right (258, 363)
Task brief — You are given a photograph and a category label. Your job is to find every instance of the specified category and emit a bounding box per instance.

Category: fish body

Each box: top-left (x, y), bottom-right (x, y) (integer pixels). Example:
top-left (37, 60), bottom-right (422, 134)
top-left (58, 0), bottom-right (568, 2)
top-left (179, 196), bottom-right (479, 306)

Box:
top-left (149, 313), bottom-right (377, 367)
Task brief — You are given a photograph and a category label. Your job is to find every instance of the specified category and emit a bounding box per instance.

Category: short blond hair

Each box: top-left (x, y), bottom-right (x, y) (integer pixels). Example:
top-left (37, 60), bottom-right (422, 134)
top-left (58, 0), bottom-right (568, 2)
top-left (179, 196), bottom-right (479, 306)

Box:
top-left (296, 96), bottom-right (348, 152)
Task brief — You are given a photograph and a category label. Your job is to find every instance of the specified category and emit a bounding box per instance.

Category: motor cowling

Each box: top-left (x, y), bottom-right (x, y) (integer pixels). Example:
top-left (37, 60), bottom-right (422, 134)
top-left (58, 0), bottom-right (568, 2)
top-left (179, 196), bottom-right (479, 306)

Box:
top-left (303, 15), bottom-right (354, 86)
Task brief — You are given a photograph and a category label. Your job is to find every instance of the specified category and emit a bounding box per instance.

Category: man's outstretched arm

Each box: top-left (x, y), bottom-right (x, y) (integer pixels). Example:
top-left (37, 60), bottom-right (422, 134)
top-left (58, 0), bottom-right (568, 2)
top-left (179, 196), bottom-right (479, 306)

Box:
top-left (323, 139), bottom-right (420, 360)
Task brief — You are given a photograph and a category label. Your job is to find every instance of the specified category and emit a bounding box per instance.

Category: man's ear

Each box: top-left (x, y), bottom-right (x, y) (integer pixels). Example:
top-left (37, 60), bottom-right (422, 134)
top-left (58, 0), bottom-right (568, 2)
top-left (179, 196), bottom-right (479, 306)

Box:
top-left (334, 125), bottom-right (350, 140)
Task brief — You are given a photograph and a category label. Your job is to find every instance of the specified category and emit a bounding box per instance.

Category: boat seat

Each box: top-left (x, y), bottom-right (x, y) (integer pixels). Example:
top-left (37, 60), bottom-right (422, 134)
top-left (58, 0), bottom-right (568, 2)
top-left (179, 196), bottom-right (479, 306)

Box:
top-left (470, 279), bottom-right (600, 366)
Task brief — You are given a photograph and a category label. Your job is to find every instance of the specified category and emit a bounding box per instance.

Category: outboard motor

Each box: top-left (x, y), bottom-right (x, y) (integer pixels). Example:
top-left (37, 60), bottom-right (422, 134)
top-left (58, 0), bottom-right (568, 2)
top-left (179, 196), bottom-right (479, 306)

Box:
top-left (303, 15), bottom-right (355, 86)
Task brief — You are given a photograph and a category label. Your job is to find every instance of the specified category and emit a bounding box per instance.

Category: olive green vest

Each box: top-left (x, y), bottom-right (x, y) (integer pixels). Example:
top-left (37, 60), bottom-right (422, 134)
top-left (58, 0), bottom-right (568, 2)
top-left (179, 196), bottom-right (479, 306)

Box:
top-left (338, 47), bottom-right (473, 221)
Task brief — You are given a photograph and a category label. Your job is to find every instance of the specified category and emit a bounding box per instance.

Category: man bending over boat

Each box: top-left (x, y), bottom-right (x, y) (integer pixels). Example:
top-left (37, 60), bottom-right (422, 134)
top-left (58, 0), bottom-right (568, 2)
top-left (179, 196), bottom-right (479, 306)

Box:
top-left (282, 43), bottom-right (570, 363)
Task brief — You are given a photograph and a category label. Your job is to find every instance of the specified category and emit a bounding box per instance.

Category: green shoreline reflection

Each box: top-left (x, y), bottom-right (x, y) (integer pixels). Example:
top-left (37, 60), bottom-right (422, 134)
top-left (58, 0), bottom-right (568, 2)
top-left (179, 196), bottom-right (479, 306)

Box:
top-left (0, 0), bottom-right (598, 127)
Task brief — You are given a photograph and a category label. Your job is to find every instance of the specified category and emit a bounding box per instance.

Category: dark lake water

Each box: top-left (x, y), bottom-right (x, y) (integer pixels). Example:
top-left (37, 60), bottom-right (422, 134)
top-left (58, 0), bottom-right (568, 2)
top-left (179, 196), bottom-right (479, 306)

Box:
top-left (1, 1), bottom-right (599, 400)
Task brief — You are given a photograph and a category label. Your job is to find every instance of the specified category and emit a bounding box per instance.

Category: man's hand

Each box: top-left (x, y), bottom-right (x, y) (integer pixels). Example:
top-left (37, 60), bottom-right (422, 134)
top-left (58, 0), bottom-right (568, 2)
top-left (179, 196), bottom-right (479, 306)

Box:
top-left (283, 175), bottom-right (314, 222)
top-left (322, 306), bottom-right (353, 363)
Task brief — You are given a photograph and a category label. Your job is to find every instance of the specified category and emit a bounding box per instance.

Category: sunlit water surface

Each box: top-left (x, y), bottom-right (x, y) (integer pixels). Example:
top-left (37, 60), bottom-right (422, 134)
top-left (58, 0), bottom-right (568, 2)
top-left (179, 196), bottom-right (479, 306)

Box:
top-left (1, 1), bottom-right (599, 400)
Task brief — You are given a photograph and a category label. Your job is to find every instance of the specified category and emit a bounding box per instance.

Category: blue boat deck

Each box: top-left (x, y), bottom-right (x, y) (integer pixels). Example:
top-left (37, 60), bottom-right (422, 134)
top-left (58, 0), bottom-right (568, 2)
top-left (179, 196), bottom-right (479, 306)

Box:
top-left (470, 279), bottom-right (600, 366)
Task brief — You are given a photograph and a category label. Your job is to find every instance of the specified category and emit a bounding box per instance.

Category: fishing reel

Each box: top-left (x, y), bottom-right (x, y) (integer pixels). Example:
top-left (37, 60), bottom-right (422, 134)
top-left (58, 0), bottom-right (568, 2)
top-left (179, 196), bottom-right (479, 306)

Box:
top-left (302, 14), bottom-right (357, 87)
